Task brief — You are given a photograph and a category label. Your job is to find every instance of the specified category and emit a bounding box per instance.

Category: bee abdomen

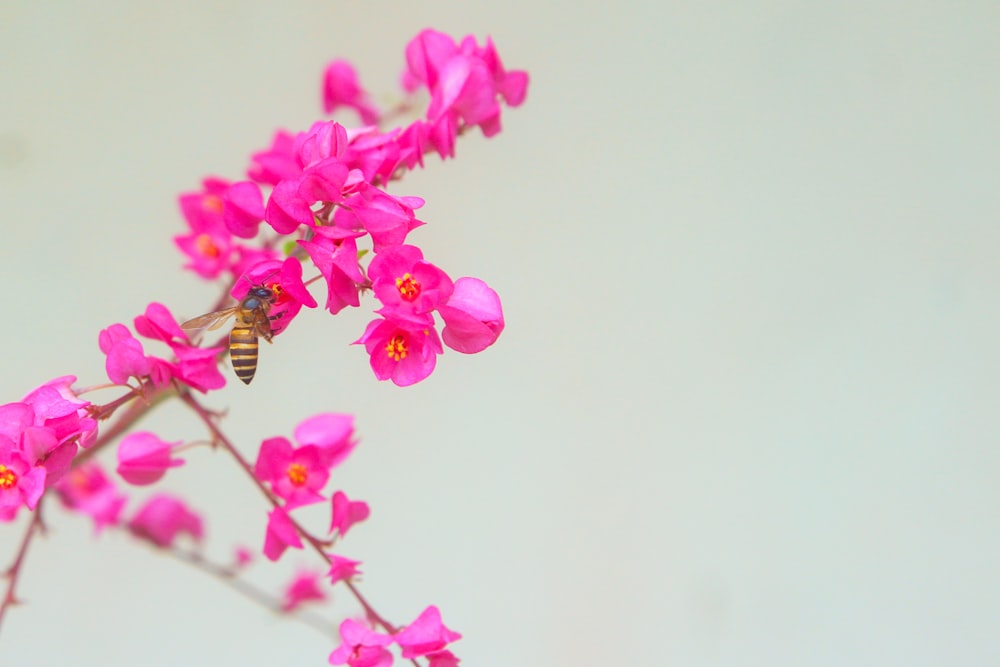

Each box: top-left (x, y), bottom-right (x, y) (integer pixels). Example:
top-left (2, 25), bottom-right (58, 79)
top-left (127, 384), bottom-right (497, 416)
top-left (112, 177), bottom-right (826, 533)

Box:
top-left (229, 327), bottom-right (259, 385)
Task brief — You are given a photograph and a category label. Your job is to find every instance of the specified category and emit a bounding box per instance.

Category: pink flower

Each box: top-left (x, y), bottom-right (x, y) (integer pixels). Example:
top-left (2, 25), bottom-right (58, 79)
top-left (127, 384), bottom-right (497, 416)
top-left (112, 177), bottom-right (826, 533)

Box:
top-left (173, 177), bottom-right (237, 279)
top-left (234, 258), bottom-right (317, 336)
top-left (54, 462), bottom-right (127, 533)
top-left (107, 307), bottom-right (226, 393)
top-left (426, 651), bottom-right (460, 667)
top-left (254, 437), bottom-right (329, 509)
top-left (329, 490), bottom-right (370, 538)
top-left (137, 303), bottom-right (227, 392)
top-left (128, 494), bottom-right (203, 547)
top-left (134, 302), bottom-right (187, 344)
top-left (99, 324), bottom-right (153, 385)
top-left (329, 619), bottom-right (394, 667)
top-left (263, 507), bottom-right (303, 561)
top-left (299, 231), bottom-right (365, 315)
top-left (368, 245), bottom-right (453, 324)
top-left (394, 606), bottom-right (462, 659)
top-left (281, 570), bottom-right (328, 612)
top-left (222, 181), bottom-right (265, 238)
top-left (438, 277), bottom-right (505, 353)
top-left (323, 60), bottom-right (380, 124)
top-left (341, 126), bottom-right (406, 186)
top-left (0, 437), bottom-right (46, 518)
top-left (296, 120), bottom-right (350, 170)
top-left (293, 413), bottom-right (357, 469)
top-left (333, 187), bottom-right (425, 251)
top-left (116, 431), bottom-right (185, 486)
top-left (248, 130), bottom-right (300, 186)
top-left (402, 30), bottom-right (528, 157)
top-left (261, 122), bottom-right (354, 235)
top-left (170, 344), bottom-right (227, 392)
top-left (354, 316), bottom-right (443, 386)
top-left (13, 376), bottom-right (97, 483)
top-left (327, 554), bottom-right (362, 585)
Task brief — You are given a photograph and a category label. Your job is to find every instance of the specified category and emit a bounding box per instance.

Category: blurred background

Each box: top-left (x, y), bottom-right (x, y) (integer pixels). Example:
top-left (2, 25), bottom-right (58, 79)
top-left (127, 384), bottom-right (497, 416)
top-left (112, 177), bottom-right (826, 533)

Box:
top-left (1, 1), bottom-right (999, 665)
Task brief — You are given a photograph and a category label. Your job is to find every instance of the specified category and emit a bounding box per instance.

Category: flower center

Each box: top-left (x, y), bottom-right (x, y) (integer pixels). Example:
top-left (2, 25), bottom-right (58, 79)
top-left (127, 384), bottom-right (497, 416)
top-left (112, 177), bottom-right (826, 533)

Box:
top-left (395, 273), bottom-right (421, 301)
top-left (195, 233), bottom-right (220, 258)
top-left (287, 463), bottom-right (308, 487)
top-left (202, 194), bottom-right (224, 214)
top-left (385, 334), bottom-right (408, 361)
top-left (0, 464), bottom-right (18, 490)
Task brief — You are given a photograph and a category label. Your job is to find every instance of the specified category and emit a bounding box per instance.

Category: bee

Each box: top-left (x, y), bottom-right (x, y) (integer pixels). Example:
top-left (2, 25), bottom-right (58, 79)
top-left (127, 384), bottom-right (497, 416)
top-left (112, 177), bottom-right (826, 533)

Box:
top-left (181, 285), bottom-right (280, 385)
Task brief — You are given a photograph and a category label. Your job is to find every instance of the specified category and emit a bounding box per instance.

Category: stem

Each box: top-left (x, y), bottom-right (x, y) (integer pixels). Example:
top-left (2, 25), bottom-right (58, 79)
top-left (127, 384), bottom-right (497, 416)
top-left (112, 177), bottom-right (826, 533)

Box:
top-left (74, 383), bottom-right (175, 466)
top-left (177, 390), bottom-right (401, 635)
top-left (0, 496), bottom-right (45, 634)
top-left (141, 537), bottom-right (337, 639)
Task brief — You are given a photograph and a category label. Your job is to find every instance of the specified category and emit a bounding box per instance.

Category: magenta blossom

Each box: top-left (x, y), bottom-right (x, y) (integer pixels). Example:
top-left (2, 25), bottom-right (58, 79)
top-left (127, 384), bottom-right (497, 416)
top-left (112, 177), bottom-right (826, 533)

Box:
top-left (222, 180), bottom-right (266, 238)
top-left (368, 245), bottom-right (453, 325)
top-left (54, 462), bottom-right (127, 533)
top-left (323, 60), bottom-right (380, 124)
top-left (394, 605), bottom-right (462, 659)
top-left (254, 437), bottom-right (329, 509)
top-left (299, 231), bottom-right (365, 315)
top-left (329, 490), bottom-right (370, 538)
top-left (329, 619), bottom-right (394, 667)
top-left (263, 507), bottom-right (303, 561)
top-left (333, 187), bottom-right (425, 251)
top-left (134, 302), bottom-right (227, 392)
top-left (438, 277), bottom-right (505, 353)
top-left (22, 375), bottom-right (97, 450)
top-left (403, 30), bottom-right (529, 157)
top-left (134, 302), bottom-right (188, 344)
top-left (426, 651), bottom-right (460, 667)
top-left (233, 258), bottom-right (317, 336)
top-left (248, 130), bottom-right (300, 186)
top-left (355, 316), bottom-right (443, 386)
top-left (327, 555), bottom-right (363, 585)
top-left (293, 413), bottom-right (357, 469)
top-left (128, 494), bottom-right (203, 547)
top-left (99, 324), bottom-right (153, 385)
top-left (116, 431), bottom-right (185, 486)
top-left (281, 570), bottom-right (328, 612)
top-left (0, 437), bottom-right (46, 518)
top-left (7, 376), bottom-right (97, 485)
top-left (174, 177), bottom-right (235, 279)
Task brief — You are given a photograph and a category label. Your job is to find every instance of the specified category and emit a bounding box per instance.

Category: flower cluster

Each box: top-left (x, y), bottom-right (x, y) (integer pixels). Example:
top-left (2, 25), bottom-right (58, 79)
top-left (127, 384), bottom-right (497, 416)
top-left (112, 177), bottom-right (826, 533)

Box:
top-left (331, 606), bottom-right (462, 667)
top-left (173, 28), bottom-right (526, 386)
top-left (256, 413), bottom-right (368, 561)
top-left (99, 302), bottom-right (226, 393)
top-left (0, 376), bottom-right (97, 519)
top-left (1, 27), bottom-right (526, 667)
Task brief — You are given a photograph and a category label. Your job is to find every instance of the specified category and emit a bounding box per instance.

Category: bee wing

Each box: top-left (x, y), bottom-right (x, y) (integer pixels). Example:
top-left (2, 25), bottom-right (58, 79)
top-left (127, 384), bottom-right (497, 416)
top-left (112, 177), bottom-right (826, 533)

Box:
top-left (181, 307), bottom-right (239, 333)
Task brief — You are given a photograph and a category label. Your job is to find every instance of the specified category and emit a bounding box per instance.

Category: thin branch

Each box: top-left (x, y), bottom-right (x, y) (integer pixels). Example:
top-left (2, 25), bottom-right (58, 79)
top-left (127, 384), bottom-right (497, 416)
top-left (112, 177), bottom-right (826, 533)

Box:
top-left (143, 538), bottom-right (338, 639)
top-left (0, 496), bottom-right (46, 634)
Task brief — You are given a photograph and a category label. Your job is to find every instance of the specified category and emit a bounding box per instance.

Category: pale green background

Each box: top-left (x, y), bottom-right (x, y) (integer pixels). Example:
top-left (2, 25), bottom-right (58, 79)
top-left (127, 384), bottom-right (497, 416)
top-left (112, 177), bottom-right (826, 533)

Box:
top-left (1, 1), bottom-right (999, 665)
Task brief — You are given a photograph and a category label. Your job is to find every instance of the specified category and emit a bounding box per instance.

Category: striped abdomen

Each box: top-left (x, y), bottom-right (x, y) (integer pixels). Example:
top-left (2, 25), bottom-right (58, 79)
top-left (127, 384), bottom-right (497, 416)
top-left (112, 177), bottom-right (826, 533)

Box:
top-left (229, 326), bottom-right (259, 385)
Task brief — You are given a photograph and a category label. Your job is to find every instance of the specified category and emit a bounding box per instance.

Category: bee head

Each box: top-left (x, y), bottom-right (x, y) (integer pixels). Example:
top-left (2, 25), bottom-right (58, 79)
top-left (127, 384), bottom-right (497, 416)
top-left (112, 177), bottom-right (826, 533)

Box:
top-left (250, 286), bottom-right (274, 300)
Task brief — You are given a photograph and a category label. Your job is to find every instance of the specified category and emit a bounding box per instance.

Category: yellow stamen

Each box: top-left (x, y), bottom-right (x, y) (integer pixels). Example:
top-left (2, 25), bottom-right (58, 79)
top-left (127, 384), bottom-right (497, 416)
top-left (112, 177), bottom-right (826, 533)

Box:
top-left (385, 334), bottom-right (408, 361)
top-left (0, 464), bottom-right (17, 490)
top-left (195, 233), bottom-right (220, 258)
top-left (202, 194), bottom-right (224, 214)
top-left (287, 463), bottom-right (308, 487)
top-left (395, 273), bottom-right (421, 301)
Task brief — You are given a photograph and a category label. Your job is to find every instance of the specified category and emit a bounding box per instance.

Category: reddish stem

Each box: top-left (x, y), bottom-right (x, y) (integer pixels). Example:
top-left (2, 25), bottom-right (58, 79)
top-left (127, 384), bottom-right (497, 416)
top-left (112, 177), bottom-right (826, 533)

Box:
top-left (0, 497), bottom-right (45, 634)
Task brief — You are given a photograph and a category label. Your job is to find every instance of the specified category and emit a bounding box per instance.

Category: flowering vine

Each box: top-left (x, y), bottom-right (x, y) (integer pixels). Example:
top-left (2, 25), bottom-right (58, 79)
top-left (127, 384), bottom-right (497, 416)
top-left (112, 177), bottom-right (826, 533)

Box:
top-left (0, 28), bottom-right (528, 666)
